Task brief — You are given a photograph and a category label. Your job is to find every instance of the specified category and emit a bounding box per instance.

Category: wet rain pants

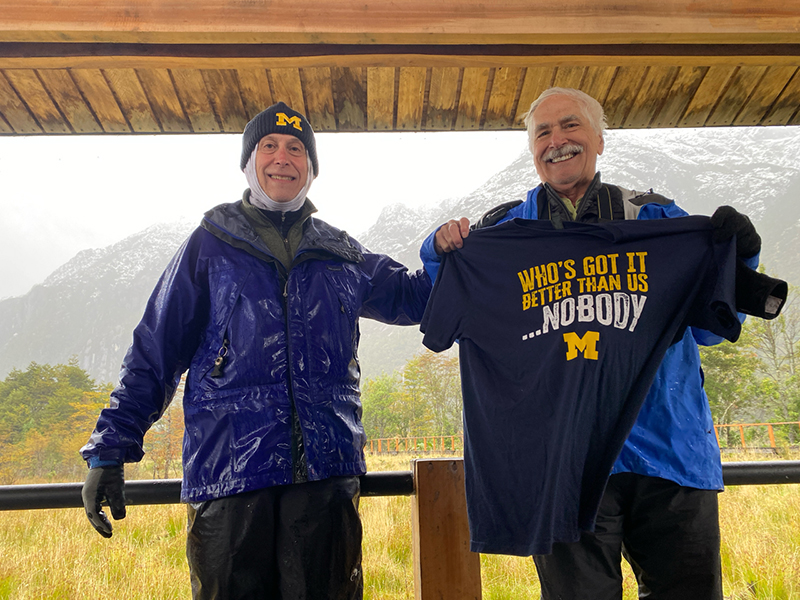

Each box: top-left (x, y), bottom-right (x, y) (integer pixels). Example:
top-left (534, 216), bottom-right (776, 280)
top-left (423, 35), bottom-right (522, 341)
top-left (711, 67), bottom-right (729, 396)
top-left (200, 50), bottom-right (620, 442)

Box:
top-left (533, 472), bottom-right (723, 600)
top-left (187, 476), bottom-right (363, 600)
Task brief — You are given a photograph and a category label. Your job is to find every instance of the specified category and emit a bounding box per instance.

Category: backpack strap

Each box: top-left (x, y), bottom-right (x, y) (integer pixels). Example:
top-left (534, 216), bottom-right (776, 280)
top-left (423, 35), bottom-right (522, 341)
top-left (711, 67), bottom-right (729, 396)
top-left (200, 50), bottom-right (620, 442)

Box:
top-left (471, 199), bottom-right (524, 231)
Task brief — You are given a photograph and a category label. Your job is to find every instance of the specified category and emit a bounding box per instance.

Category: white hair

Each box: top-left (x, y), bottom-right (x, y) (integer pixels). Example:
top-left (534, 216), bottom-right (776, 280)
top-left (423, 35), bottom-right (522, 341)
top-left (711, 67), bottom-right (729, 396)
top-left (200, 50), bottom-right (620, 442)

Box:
top-left (523, 87), bottom-right (607, 153)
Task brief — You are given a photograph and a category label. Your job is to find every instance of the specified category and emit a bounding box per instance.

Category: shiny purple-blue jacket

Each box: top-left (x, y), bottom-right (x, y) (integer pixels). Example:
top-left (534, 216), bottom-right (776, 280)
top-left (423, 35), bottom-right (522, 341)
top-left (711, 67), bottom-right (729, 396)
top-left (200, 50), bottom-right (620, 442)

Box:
top-left (81, 200), bottom-right (433, 502)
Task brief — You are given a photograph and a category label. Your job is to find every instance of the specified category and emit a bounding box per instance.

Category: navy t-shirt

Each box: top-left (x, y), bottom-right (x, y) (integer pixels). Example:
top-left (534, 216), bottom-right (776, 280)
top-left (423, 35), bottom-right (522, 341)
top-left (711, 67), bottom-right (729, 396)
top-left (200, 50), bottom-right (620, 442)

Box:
top-left (420, 216), bottom-right (741, 556)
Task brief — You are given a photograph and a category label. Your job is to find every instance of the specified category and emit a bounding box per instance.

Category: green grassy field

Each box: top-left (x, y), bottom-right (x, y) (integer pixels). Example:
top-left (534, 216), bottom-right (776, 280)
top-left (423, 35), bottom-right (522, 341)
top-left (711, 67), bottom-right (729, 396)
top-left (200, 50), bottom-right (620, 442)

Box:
top-left (0, 453), bottom-right (798, 599)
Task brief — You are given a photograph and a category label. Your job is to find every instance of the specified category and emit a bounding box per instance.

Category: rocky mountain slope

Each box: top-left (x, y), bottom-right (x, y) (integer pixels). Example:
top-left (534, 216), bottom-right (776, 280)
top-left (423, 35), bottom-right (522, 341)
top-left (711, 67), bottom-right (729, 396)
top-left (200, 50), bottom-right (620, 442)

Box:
top-left (1, 128), bottom-right (798, 384)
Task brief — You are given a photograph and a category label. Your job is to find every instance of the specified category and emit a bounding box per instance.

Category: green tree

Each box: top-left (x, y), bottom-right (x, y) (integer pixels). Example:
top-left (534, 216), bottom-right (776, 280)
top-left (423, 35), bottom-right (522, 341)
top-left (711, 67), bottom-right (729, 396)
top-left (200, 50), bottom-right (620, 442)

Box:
top-left (0, 360), bottom-right (105, 483)
top-left (743, 292), bottom-right (800, 422)
top-left (401, 351), bottom-right (462, 436)
top-left (361, 349), bottom-right (463, 439)
top-left (361, 373), bottom-right (403, 438)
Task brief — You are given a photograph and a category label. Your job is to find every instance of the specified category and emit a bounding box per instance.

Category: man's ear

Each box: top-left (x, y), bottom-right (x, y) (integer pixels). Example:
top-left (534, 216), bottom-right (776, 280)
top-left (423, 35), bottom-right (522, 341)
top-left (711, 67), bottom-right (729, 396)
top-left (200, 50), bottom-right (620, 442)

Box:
top-left (597, 134), bottom-right (605, 156)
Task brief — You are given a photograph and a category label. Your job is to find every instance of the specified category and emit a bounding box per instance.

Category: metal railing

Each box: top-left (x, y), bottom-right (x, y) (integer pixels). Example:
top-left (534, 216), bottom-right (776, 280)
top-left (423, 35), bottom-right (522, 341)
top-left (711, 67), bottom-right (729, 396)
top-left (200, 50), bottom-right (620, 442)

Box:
top-left (1, 459), bottom-right (799, 599)
top-left (714, 422), bottom-right (800, 450)
top-left (1, 461), bottom-right (799, 511)
top-left (0, 470), bottom-right (414, 511)
top-left (367, 435), bottom-right (464, 454)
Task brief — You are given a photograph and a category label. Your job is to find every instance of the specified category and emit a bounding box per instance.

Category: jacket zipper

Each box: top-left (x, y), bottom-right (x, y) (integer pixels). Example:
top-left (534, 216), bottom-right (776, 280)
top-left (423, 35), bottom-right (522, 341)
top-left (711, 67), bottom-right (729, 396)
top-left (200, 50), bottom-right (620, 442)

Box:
top-left (280, 270), bottom-right (308, 483)
top-left (203, 271), bottom-right (252, 380)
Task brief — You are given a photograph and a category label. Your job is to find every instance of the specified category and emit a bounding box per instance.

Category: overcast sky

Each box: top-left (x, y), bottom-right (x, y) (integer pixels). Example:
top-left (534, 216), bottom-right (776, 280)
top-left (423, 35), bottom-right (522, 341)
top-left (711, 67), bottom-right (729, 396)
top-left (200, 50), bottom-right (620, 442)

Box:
top-left (0, 130), bottom-right (528, 299)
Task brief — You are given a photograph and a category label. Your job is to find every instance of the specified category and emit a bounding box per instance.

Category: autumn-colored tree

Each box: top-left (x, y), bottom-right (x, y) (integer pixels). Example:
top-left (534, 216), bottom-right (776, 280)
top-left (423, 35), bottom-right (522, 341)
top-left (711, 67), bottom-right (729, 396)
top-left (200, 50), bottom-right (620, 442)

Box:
top-left (0, 359), bottom-right (103, 483)
top-left (145, 399), bottom-right (185, 479)
top-left (401, 351), bottom-right (462, 436)
top-left (361, 349), bottom-right (462, 439)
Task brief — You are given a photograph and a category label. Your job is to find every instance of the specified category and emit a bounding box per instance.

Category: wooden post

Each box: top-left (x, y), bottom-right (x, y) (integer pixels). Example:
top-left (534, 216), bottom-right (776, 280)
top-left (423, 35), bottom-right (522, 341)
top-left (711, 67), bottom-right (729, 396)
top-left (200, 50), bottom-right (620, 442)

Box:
top-left (768, 424), bottom-right (776, 450)
top-left (412, 458), bottom-right (481, 600)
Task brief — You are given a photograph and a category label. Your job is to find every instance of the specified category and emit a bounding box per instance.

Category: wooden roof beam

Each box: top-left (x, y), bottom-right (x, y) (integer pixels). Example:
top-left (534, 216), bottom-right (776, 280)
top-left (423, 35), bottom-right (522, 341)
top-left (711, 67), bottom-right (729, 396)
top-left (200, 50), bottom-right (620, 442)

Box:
top-left (1, 0), bottom-right (799, 46)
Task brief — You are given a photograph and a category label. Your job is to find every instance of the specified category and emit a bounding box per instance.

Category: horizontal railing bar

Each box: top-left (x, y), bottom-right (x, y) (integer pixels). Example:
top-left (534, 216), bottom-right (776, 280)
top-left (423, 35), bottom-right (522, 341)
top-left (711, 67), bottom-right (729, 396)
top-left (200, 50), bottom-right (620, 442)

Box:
top-left (0, 470), bottom-right (414, 511)
top-left (1, 463), bottom-right (797, 511)
top-left (720, 461), bottom-right (800, 485)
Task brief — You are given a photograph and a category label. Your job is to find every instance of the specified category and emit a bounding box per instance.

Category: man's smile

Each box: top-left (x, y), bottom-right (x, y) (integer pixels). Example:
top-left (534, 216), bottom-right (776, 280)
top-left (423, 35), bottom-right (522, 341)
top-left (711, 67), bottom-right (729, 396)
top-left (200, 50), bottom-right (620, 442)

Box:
top-left (544, 144), bottom-right (584, 164)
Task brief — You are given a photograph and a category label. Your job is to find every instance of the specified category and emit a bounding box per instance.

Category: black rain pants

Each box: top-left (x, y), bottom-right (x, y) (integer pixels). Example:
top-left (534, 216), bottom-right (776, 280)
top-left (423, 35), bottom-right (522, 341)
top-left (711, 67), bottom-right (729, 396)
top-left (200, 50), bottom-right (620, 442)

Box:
top-left (533, 472), bottom-right (723, 600)
top-left (186, 476), bottom-right (363, 600)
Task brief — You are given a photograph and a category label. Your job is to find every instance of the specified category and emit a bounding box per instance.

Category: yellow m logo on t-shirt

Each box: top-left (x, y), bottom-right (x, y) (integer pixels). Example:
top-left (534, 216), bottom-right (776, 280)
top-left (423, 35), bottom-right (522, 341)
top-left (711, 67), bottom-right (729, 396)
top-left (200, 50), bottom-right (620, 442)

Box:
top-left (563, 331), bottom-right (600, 361)
top-left (276, 112), bottom-right (303, 131)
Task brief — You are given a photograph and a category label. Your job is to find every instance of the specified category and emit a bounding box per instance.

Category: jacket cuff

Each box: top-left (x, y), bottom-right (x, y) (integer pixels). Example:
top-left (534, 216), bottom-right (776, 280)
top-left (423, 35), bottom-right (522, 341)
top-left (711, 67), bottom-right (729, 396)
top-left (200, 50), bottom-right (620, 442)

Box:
top-left (87, 457), bottom-right (123, 469)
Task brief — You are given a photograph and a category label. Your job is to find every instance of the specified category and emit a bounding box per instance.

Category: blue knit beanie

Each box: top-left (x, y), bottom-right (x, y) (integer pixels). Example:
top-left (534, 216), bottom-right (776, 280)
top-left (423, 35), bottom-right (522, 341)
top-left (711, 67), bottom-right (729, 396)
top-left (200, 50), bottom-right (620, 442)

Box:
top-left (240, 102), bottom-right (318, 176)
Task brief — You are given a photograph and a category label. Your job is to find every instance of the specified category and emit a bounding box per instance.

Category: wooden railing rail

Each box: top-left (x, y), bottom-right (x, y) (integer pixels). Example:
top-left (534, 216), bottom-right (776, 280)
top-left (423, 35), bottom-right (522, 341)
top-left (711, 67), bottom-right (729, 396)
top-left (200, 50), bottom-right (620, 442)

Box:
top-left (713, 421), bottom-right (800, 450)
top-left (367, 435), bottom-right (464, 454)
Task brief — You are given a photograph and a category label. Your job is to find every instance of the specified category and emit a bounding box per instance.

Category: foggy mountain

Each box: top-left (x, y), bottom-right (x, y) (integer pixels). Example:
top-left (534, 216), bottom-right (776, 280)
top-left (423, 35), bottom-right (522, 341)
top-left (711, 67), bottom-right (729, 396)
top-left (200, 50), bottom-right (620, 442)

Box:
top-left (1, 127), bottom-right (798, 385)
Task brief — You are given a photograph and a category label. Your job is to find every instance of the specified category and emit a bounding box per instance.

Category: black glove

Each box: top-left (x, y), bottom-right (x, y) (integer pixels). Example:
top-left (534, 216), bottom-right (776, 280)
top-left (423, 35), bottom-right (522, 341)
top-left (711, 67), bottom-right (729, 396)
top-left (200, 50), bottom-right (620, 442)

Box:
top-left (82, 465), bottom-right (126, 538)
top-left (711, 205), bottom-right (761, 259)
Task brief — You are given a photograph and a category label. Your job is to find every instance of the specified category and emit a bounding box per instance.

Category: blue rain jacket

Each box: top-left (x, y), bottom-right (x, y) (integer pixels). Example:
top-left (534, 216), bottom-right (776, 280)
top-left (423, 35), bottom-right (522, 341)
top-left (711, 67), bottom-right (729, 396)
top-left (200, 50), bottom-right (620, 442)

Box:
top-left (420, 183), bottom-right (758, 491)
top-left (82, 199), bottom-right (432, 502)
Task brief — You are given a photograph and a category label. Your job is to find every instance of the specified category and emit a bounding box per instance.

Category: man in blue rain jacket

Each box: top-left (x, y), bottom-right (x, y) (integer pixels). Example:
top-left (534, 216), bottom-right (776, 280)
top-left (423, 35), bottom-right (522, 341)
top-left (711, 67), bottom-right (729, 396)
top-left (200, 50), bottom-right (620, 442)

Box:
top-left (422, 87), bottom-right (762, 600)
top-left (80, 102), bottom-right (432, 600)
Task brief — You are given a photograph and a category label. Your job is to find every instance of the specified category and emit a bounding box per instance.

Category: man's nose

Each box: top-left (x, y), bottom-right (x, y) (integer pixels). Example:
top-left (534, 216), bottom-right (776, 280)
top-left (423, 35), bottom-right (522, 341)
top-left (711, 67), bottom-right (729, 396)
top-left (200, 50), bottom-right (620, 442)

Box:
top-left (273, 145), bottom-right (290, 162)
top-left (549, 129), bottom-right (568, 147)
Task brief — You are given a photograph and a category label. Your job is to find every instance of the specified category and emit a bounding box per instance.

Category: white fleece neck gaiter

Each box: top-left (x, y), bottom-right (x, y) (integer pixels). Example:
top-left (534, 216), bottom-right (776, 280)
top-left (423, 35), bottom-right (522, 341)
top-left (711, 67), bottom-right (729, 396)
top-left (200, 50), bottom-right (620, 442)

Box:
top-left (243, 147), bottom-right (314, 212)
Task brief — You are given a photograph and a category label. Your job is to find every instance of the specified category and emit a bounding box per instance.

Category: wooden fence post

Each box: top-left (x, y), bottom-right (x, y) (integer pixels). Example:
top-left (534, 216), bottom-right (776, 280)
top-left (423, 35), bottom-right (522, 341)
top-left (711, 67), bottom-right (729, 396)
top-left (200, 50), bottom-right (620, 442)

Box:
top-left (412, 458), bottom-right (481, 600)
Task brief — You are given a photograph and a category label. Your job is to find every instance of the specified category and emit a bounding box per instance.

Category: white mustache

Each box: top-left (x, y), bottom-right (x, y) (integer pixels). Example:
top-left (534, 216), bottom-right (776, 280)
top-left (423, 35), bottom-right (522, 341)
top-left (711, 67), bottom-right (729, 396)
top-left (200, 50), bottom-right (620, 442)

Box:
top-left (544, 144), bottom-right (584, 162)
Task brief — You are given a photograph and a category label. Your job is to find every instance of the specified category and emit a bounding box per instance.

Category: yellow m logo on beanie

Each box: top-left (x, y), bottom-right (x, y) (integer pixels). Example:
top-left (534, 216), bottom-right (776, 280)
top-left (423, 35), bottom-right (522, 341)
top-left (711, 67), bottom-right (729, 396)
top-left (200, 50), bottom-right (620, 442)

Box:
top-left (276, 112), bottom-right (303, 131)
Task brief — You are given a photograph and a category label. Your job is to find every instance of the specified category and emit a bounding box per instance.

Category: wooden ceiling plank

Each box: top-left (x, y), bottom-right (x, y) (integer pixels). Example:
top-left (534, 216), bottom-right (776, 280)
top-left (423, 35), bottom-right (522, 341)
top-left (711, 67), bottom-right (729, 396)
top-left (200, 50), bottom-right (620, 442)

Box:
top-left (514, 67), bottom-right (555, 128)
top-left (651, 66), bottom-right (708, 128)
top-left (37, 69), bottom-right (102, 133)
top-left (269, 68), bottom-right (306, 113)
top-left (7, 53), bottom-right (800, 73)
top-left (69, 68), bottom-right (130, 133)
top-left (3, 1), bottom-right (800, 46)
top-left (3, 69), bottom-right (69, 133)
top-left (580, 66), bottom-right (617, 106)
top-left (396, 67), bottom-right (426, 131)
top-left (170, 69), bottom-right (219, 132)
top-left (103, 68), bottom-right (160, 132)
top-left (678, 65), bottom-right (736, 127)
top-left (137, 68), bottom-right (192, 132)
top-left (331, 67), bottom-right (366, 131)
top-left (0, 112), bottom-right (12, 134)
top-left (202, 69), bottom-right (248, 132)
top-left (553, 66), bottom-right (586, 90)
top-left (603, 66), bottom-right (648, 129)
top-left (706, 66), bottom-right (768, 126)
top-left (763, 68), bottom-right (800, 125)
top-left (485, 66), bottom-right (524, 130)
top-left (237, 68), bottom-right (274, 120)
top-left (300, 67), bottom-right (337, 132)
top-left (624, 66), bottom-right (678, 128)
top-left (366, 66), bottom-right (395, 130)
top-left (425, 66), bottom-right (460, 130)
top-left (0, 71), bottom-right (43, 133)
top-left (455, 67), bottom-right (490, 130)
top-left (735, 66), bottom-right (798, 126)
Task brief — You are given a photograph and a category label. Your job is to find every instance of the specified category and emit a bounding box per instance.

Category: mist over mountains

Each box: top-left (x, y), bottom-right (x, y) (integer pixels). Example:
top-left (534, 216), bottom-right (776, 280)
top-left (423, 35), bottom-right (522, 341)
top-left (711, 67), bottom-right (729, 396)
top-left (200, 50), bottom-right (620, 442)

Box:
top-left (1, 127), bottom-right (798, 385)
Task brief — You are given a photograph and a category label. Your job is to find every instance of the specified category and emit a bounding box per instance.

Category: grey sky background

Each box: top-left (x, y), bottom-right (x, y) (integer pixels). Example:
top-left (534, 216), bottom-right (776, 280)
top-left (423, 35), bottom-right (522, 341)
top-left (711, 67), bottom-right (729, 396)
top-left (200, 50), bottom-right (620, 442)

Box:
top-left (0, 131), bottom-right (528, 299)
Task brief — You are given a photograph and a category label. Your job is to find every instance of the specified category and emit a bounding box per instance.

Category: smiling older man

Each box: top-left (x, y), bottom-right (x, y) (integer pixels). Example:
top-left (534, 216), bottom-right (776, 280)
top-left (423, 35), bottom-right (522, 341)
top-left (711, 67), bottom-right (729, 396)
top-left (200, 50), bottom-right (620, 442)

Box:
top-left (422, 87), bottom-right (763, 600)
top-left (80, 101), bottom-right (433, 600)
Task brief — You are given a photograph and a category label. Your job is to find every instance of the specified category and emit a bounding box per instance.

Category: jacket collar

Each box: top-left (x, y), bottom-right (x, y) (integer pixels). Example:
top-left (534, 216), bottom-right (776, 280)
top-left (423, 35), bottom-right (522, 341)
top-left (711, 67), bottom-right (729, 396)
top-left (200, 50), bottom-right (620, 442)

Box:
top-left (202, 196), bottom-right (364, 264)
